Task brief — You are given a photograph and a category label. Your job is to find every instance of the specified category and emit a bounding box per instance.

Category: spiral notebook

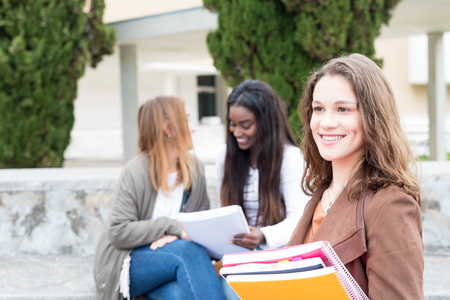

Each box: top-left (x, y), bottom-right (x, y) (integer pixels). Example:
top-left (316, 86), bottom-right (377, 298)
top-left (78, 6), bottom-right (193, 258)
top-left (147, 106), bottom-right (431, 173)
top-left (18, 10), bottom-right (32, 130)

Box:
top-left (221, 241), bottom-right (369, 300)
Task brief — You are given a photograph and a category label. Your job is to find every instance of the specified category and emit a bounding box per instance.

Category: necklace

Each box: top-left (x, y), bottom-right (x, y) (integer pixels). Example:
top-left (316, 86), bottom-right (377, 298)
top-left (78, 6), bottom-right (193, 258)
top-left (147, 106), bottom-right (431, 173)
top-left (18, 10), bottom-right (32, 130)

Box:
top-left (326, 185), bottom-right (345, 214)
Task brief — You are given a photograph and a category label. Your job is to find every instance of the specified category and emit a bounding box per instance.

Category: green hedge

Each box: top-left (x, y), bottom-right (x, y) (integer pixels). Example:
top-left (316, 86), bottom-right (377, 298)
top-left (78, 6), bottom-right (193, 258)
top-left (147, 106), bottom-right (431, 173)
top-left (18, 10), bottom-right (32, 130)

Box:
top-left (0, 0), bottom-right (115, 168)
top-left (204, 0), bottom-right (401, 141)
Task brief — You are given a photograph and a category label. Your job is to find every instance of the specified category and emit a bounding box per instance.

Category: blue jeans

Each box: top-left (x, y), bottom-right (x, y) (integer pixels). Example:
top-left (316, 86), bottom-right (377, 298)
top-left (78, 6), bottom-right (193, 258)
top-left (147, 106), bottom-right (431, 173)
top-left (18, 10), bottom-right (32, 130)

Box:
top-left (221, 276), bottom-right (241, 300)
top-left (129, 239), bottom-right (224, 300)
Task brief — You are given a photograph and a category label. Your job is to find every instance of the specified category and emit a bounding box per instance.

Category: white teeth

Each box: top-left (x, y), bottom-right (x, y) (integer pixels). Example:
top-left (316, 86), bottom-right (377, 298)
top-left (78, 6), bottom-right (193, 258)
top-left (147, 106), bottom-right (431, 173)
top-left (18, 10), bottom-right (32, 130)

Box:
top-left (322, 135), bottom-right (343, 141)
top-left (237, 138), bottom-right (247, 142)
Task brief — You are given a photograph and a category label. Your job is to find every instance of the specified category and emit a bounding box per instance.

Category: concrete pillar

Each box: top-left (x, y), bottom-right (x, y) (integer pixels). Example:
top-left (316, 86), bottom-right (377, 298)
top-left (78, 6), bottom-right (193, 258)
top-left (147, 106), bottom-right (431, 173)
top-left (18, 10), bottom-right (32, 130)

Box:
top-left (119, 44), bottom-right (139, 164)
top-left (164, 73), bottom-right (177, 95)
top-left (427, 32), bottom-right (447, 161)
top-left (180, 75), bottom-right (199, 125)
top-left (215, 75), bottom-right (229, 124)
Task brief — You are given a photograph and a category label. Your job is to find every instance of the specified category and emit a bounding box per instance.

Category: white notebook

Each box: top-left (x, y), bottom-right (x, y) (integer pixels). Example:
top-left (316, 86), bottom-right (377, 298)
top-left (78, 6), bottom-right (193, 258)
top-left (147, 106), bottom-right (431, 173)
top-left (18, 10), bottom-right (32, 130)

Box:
top-left (177, 205), bottom-right (251, 259)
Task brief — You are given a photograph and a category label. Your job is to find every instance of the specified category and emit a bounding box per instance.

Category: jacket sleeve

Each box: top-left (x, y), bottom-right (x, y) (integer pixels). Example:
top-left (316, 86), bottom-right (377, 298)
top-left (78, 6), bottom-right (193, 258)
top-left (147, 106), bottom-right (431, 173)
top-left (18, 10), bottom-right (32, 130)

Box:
top-left (107, 168), bottom-right (182, 250)
top-left (365, 192), bottom-right (424, 299)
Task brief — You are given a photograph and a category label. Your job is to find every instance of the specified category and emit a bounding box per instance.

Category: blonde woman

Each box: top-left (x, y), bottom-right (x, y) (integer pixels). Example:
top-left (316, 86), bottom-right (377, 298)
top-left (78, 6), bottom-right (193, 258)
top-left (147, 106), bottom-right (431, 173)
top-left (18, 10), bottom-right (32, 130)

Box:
top-left (94, 96), bottom-right (224, 300)
top-left (287, 54), bottom-right (423, 299)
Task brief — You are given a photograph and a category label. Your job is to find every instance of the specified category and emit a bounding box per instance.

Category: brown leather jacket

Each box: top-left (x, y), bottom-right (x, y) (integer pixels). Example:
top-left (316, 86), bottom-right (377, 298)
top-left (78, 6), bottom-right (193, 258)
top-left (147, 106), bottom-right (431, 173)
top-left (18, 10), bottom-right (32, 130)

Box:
top-left (287, 185), bottom-right (423, 300)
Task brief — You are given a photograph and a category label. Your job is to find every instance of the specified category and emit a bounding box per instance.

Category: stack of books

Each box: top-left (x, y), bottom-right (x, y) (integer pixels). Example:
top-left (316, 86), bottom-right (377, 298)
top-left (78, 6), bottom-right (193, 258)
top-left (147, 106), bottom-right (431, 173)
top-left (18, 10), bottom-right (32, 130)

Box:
top-left (220, 241), bottom-right (369, 300)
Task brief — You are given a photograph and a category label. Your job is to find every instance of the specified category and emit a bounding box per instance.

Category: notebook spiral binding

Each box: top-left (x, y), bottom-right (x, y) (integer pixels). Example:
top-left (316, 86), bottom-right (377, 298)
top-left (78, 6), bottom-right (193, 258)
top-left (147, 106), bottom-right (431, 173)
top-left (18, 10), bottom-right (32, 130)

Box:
top-left (321, 241), bottom-right (369, 300)
top-left (334, 272), bottom-right (353, 300)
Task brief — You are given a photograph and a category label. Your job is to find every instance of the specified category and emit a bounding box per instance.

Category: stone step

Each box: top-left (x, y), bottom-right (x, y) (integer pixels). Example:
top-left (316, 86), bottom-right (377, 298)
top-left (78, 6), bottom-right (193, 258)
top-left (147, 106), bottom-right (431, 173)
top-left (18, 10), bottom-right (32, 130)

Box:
top-left (0, 254), bottom-right (95, 300)
top-left (1, 252), bottom-right (449, 299)
top-left (423, 251), bottom-right (450, 300)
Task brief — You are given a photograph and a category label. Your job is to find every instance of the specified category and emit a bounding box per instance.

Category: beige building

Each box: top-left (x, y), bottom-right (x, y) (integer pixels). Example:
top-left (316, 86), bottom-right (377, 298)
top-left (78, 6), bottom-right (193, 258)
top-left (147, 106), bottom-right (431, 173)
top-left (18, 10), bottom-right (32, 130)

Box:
top-left (64, 0), bottom-right (450, 166)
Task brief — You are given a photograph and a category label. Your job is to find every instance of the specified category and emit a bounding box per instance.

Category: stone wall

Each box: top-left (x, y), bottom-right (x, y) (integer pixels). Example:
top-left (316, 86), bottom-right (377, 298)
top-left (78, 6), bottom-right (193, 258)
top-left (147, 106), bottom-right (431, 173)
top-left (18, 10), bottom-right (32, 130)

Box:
top-left (0, 162), bottom-right (449, 257)
top-left (420, 162), bottom-right (450, 251)
top-left (0, 168), bottom-right (120, 256)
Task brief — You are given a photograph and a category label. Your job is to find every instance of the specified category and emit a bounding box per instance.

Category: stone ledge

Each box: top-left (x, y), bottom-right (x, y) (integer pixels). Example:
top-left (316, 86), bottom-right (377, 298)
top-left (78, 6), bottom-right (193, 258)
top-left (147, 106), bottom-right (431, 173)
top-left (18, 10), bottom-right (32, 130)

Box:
top-left (0, 168), bottom-right (121, 192)
top-left (0, 161), bottom-right (449, 256)
top-left (0, 188), bottom-right (113, 256)
top-left (0, 294), bottom-right (94, 300)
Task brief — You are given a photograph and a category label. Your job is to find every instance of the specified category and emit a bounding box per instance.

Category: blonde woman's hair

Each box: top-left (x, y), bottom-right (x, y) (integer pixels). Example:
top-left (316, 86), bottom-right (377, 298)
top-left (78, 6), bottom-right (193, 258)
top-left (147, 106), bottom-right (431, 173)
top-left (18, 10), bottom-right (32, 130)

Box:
top-left (299, 53), bottom-right (421, 205)
top-left (138, 96), bottom-right (193, 194)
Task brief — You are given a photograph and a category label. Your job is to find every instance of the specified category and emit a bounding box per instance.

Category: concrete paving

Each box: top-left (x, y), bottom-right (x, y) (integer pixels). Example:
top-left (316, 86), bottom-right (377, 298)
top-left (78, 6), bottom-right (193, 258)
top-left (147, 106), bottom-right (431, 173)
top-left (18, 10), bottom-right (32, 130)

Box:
top-left (0, 254), bottom-right (95, 300)
top-left (423, 251), bottom-right (450, 300)
top-left (0, 252), bottom-right (449, 299)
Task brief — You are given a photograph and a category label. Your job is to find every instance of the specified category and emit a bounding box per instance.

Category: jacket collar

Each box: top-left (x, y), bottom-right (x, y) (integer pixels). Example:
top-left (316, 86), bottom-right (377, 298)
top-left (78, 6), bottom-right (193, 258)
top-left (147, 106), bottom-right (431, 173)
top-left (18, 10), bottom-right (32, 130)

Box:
top-left (290, 184), bottom-right (367, 265)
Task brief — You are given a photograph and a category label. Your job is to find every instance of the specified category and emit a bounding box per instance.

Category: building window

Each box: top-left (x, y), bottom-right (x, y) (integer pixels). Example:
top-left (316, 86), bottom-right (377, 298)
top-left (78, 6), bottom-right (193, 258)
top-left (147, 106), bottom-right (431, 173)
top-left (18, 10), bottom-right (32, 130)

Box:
top-left (197, 75), bottom-right (217, 122)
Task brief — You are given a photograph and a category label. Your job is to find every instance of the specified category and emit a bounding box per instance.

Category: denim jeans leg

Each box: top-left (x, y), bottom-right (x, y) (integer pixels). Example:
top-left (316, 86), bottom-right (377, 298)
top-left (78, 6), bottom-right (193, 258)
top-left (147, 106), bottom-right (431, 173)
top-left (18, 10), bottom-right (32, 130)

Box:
top-left (220, 276), bottom-right (241, 300)
top-left (144, 280), bottom-right (182, 300)
top-left (129, 239), bottom-right (224, 300)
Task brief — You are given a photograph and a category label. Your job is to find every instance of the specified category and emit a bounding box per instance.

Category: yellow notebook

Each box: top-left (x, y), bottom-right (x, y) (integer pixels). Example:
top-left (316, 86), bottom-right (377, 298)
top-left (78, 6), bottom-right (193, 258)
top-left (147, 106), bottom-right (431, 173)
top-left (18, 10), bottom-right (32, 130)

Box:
top-left (227, 266), bottom-right (351, 300)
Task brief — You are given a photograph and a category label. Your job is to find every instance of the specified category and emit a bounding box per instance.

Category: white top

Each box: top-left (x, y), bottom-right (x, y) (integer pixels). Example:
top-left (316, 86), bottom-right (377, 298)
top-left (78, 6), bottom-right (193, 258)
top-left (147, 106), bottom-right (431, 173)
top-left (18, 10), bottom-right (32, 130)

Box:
top-left (242, 167), bottom-right (259, 227)
top-left (215, 143), bottom-right (309, 249)
top-left (152, 172), bottom-right (184, 220)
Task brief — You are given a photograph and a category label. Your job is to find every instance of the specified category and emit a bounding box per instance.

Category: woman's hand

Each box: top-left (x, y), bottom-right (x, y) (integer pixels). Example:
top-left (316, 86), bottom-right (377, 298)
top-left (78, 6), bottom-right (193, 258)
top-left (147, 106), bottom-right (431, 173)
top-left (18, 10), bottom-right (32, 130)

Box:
top-left (180, 230), bottom-right (191, 241)
top-left (231, 226), bottom-right (266, 250)
top-left (150, 235), bottom-right (178, 250)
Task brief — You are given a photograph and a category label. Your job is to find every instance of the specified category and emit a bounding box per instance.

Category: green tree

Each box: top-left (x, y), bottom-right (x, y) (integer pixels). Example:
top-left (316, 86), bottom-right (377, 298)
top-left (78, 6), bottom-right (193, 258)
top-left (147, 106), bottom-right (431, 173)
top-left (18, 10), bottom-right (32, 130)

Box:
top-left (204, 0), bottom-right (401, 139)
top-left (0, 0), bottom-right (115, 168)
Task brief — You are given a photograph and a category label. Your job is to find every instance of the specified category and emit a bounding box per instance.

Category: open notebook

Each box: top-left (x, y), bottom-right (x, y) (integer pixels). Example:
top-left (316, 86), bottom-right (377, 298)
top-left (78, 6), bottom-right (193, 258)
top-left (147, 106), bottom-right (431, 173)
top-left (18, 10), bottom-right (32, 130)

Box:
top-left (221, 241), bottom-right (369, 300)
top-left (177, 205), bottom-right (250, 259)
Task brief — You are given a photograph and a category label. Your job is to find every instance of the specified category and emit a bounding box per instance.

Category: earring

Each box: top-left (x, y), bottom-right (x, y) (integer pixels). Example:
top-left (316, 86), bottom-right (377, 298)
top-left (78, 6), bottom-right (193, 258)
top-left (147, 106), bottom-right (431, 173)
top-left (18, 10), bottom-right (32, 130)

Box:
top-left (167, 134), bottom-right (171, 139)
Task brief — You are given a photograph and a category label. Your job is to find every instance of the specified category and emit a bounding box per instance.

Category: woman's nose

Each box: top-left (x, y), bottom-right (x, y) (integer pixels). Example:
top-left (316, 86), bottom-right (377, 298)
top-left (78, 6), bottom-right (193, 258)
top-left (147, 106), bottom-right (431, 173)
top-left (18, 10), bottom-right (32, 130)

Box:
top-left (320, 113), bottom-right (339, 129)
top-left (233, 126), bottom-right (242, 137)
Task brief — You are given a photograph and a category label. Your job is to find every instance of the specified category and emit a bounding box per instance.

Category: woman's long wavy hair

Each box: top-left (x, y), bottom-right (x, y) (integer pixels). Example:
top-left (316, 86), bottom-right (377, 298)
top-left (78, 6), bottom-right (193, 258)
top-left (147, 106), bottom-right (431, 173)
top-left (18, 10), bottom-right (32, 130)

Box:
top-left (300, 53), bottom-right (420, 204)
top-left (138, 96), bottom-right (193, 194)
top-left (221, 79), bottom-right (297, 226)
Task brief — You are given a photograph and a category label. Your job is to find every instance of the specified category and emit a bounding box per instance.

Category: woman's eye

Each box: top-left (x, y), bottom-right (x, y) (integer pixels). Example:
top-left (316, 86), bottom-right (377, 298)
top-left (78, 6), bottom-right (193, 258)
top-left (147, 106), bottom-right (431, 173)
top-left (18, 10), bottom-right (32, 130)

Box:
top-left (337, 107), bottom-right (349, 112)
top-left (312, 107), bottom-right (323, 112)
top-left (242, 125), bottom-right (251, 130)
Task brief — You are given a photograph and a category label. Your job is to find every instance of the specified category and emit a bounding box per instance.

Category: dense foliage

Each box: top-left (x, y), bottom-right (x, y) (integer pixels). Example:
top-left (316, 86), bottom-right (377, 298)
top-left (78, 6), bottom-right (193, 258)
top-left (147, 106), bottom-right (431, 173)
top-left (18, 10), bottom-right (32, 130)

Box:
top-left (204, 0), bottom-right (401, 138)
top-left (0, 0), bottom-right (115, 167)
